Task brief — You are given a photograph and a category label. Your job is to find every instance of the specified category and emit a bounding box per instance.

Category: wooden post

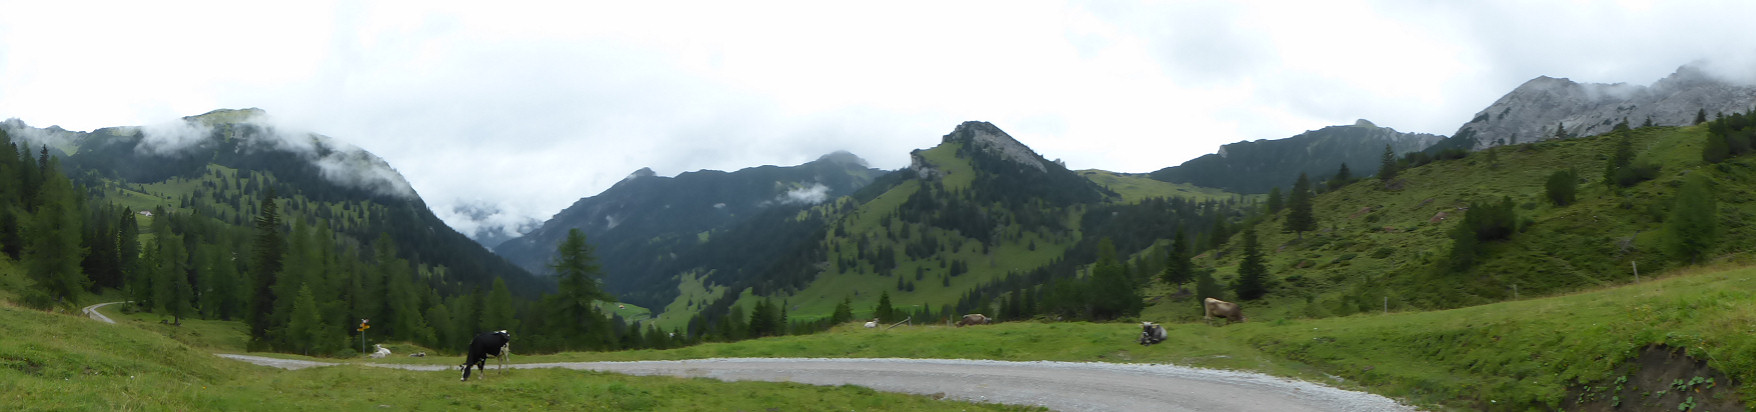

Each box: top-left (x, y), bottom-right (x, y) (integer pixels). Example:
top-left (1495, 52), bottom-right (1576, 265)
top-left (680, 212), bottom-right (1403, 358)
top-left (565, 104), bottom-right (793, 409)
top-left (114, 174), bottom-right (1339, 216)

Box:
top-left (1383, 296), bottom-right (1388, 314)
top-left (1513, 284), bottom-right (1518, 300)
top-left (1632, 261), bottom-right (1640, 283)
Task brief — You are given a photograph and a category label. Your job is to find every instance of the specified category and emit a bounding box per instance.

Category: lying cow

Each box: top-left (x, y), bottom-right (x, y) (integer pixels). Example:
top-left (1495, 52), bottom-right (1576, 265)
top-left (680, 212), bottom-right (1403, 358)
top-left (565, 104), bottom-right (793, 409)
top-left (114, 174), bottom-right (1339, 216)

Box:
top-left (863, 318), bottom-right (878, 329)
top-left (460, 330), bottom-right (511, 381)
top-left (1138, 322), bottom-right (1167, 345)
top-left (955, 313), bottom-right (990, 327)
top-left (369, 344), bottom-right (391, 359)
top-left (1203, 298), bottom-right (1245, 325)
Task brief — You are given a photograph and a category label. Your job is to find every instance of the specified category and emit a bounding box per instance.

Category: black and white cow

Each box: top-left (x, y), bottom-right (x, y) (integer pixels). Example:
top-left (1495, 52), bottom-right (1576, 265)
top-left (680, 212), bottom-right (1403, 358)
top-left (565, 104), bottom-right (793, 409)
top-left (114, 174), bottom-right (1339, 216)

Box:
top-left (460, 330), bottom-right (511, 381)
top-left (1138, 322), bottom-right (1167, 345)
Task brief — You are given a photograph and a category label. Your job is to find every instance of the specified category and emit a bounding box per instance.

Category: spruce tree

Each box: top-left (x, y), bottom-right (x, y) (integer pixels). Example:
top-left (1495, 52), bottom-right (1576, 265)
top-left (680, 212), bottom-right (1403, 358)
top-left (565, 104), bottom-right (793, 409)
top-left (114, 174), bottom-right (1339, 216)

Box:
top-left (247, 188), bottom-right (284, 348)
top-left (22, 157), bottom-right (86, 307)
top-left (831, 296), bottom-right (853, 324)
top-left (550, 229), bottom-right (610, 349)
top-left (1160, 227), bottom-right (1192, 289)
top-left (1696, 108), bottom-right (1709, 125)
top-left (1283, 173), bottom-right (1316, 239)
top-left (1265, 187), bottom-right (1283, 214)
top-left (286, 284), bottom-right (323, 356)
top-left (482, 277), bottom-right (518, 333)
top-left (1234, 228), bottom-right (1267, 300)
top-left (1378, 145), bottom-right (1398, 183)
top-left (874, 291), bottom-right (895, 323)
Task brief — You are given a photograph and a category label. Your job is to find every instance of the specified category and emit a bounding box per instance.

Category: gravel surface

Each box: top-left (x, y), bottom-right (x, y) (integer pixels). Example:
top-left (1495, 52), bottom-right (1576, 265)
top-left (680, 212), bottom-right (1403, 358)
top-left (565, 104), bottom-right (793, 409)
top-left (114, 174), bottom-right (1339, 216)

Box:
top-left (80, 301), bottom-right (125, 324)
top-left (219, 355), bottom-right (1419, 411)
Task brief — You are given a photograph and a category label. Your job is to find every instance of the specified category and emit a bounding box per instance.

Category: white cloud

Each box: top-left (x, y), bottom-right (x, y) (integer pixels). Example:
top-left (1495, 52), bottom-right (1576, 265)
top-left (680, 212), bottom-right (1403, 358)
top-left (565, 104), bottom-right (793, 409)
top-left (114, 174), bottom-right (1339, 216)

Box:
top-left (776, 183), bottom-right (831, 206)
top-left (138, 120), bottom-right (214, 156)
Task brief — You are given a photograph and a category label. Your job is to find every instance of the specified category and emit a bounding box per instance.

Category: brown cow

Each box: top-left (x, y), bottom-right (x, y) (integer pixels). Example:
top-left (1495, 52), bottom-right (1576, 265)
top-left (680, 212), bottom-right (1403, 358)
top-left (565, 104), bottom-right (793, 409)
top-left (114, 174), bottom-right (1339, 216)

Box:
top-left (955, 313), bottom-right (990, 327)
top-left (1203, 298), bottom-right (1245, 325)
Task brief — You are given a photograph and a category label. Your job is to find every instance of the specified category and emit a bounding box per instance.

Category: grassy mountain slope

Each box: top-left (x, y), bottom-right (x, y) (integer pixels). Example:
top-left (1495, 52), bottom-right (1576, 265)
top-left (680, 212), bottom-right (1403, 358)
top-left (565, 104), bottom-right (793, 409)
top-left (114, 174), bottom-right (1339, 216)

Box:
top-left (365, 264), bottom-right (1756, 410)
top-left (1177, 124), bottom-right (1723, 321)
top-left (651, 122), bottom-right (1250, 331)
top-left (3, 301), bottom-right (1034, 411)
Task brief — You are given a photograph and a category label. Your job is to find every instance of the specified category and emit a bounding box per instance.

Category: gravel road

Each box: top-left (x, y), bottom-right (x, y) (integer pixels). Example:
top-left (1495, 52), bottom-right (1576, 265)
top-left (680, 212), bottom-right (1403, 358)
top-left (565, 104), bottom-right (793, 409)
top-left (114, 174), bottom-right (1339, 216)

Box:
top-left (221, 355), bottom-right (1419, 411)
top-left (80, 301), bottom-right (126, 324)
top-left (91, 302), bottom-right (1417, 411)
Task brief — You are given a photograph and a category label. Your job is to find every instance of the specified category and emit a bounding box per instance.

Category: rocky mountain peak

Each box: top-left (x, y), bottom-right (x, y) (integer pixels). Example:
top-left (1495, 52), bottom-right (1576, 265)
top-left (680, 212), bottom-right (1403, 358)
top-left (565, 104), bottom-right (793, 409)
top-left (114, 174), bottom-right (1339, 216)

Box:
top-left (1453, 64), bottom-right (1756, 149)
top-left (1353, 119), bottom-right (1377, 128)
top-left (940, 121), bottom-right (1046, 173)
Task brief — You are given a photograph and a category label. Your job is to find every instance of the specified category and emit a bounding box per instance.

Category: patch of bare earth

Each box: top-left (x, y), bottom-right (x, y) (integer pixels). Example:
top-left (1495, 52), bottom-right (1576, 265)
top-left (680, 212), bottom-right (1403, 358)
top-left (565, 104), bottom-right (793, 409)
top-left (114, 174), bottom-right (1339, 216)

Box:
top-left (1564, 345), bottom-right (1740, 411)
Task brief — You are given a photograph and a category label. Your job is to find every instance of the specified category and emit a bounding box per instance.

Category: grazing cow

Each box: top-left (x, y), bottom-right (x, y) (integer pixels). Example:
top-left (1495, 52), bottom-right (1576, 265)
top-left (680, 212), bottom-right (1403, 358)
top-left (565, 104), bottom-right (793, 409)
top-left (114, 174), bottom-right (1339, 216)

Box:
top-left (864, 318), bottom-right (878, 328)
top-left (409, 352), bottom-right (427, 357)
top-left (1138, 322), bottom-right (1167, 345)
top-left (369, 344), bottom-right (391, 359)
top-left (1203, 298), bottom-right (1245, 325)
top-left (955, 313), bottom-right (990, 327)
top-left (460, 330), bottom-right (511, 381)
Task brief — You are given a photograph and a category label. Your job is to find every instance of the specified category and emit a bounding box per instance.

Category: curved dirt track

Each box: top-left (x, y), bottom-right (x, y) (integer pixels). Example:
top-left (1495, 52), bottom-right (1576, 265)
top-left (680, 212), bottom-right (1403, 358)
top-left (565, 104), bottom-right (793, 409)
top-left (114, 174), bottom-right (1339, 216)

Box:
top-left (221, 355), bottom-right (1417, 411)
top-left (97, 303), bottom-right (1417, 411)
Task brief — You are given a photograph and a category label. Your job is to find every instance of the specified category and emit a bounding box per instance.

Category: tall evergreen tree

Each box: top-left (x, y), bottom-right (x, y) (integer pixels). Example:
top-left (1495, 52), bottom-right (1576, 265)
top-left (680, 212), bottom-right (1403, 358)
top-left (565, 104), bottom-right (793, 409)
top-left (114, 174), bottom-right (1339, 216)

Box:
top-left (1160, 227), bottom-right (1192, 289)
top-left (1369, 145), bottom-right (1397, 182)
top-left (247, 188), bottom-right (284, 348)
top-left (549, 228), bottom-right (611, 350)
top-left (482, 277), bottom-right (518, 333)
top-left (285, 284), bottom-right (323, 356)
top-left (1283, 173), bottom-right (1316, 239)
top-left (1233, 228), bottom-right (1268, 300)
top-left (1696, 108), bottom-right (1709, 125)
top-left (1088, 238), bottom-right (1143, 320)
top-left (22, 157), bottom-right (86, 307)
top-left (874, 291), bottom-right (895, 323)
top-left (1265, 187), bottom-right (1283, 214)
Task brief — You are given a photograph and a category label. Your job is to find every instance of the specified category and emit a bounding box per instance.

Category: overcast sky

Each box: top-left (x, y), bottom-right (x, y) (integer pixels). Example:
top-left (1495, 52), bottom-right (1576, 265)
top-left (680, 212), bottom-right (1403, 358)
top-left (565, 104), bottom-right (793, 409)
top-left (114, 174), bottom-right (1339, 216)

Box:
top-left (3, 1), bottom-right (1754, 240)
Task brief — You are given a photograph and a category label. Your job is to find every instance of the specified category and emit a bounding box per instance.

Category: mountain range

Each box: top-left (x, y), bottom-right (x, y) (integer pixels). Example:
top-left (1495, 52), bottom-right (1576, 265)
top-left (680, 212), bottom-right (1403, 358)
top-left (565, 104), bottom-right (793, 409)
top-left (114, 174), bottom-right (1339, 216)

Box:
top-left (1452, 64), bottom-right (1756, 149)
top-left (1146, 119), bottom-right (1443, 194)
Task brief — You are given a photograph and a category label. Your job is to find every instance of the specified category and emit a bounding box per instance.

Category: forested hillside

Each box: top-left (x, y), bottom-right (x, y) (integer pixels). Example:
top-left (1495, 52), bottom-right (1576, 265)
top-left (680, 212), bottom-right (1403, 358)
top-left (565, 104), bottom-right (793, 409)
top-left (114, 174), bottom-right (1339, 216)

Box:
top-left (1149, 120), bottom-right (1442, 194)
top-left (0, 110), bottom-right (691, 358)
top-left (653, 121), bottom-right (1258, 339)
top-left (495, 151), bottom-right (885, 309)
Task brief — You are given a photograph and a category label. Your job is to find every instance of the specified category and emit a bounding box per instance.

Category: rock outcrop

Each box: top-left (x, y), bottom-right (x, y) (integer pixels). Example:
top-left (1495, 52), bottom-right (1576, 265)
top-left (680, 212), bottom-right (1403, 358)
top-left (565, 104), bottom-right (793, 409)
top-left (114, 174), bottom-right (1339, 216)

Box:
top-left (1454, 64), bottom-right (1756, 149)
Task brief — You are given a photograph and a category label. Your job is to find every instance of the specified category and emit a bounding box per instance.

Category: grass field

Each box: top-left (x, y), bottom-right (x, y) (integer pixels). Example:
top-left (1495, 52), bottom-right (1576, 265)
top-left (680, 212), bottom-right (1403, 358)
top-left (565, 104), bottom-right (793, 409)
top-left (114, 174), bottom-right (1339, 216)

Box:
top-left (360, 264), bottom-right (1756, 411)
top-left (8, 300), bottom-right (1041, 411)
top-left (58, 257), bottom-right (1756, 410)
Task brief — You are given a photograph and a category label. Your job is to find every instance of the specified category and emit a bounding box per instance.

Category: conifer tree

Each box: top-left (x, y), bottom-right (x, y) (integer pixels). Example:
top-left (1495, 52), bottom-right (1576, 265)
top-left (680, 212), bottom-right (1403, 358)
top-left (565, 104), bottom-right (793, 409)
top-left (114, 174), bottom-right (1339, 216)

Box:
top-left (831, 296), bottom-right (853, 324)
top-left (286, 284), bottom-right (323, 356)
top-left (482, 277), bottom-right (518, 333)
top-left (550, 228), bottom-right (611, 350)
top-left (1265, 187), bottom-right (1283, 214)
top-left (1233, 228), bottom-right (1267, 300)
top-left (1696, 108), bottom-right (1709, 125)
top-left (248, 188), bottom-right (284, 348)
top-left (1379, 144), bottom-right (1399, 182)
top-left (1160, 227), bottom-right (1192, 289)
top-left (23, 157), bottom-right (87, 307)
top-left (874, 291), bottom-right (895, 323)
top-left (1283, 173), bottom-right (1316, 239)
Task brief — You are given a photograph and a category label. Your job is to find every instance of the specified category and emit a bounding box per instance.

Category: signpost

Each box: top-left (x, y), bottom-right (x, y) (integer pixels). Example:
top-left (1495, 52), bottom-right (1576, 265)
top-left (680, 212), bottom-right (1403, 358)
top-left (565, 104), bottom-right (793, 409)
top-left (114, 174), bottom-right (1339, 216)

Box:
top-left (358, 319), bottom-right (370, 356)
